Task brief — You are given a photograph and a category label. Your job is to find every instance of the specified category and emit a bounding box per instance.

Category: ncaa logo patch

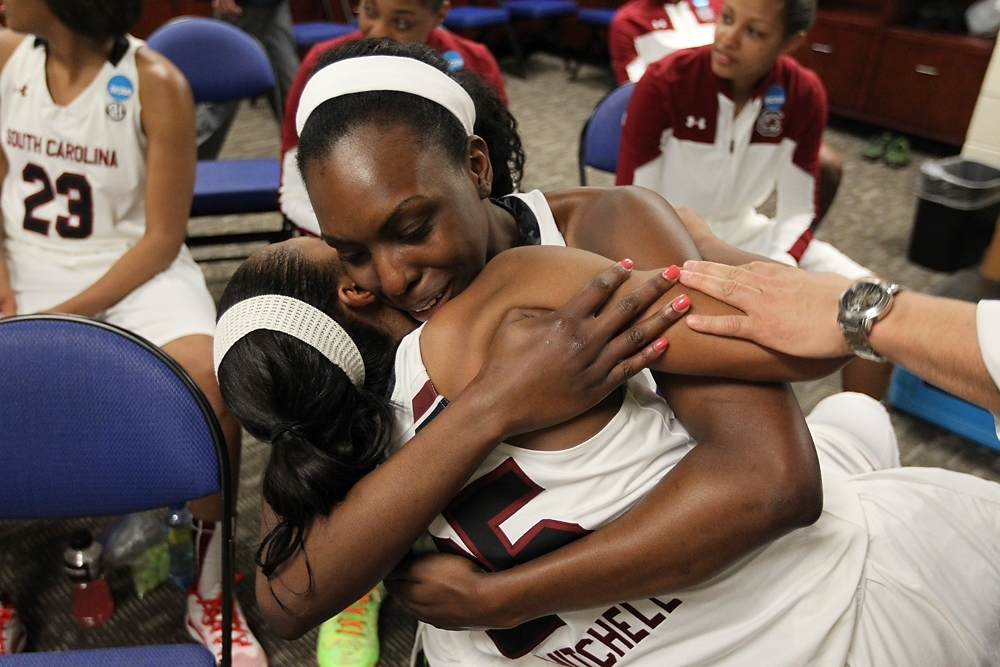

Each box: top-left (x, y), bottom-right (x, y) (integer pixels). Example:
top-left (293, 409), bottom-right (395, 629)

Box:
top-left (763, 84), bottom-right (785, 110)
top-left (691, 0), bottom-right (715, 21)
top-left (106, 102), bottom-right (127, 121)
top-left (107, 75), bottom-right (134, 101)
top-left (442, 50), bottom-right (465, 72)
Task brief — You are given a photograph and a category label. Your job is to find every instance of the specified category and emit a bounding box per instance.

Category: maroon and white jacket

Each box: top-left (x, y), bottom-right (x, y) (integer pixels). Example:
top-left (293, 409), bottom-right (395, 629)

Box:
top-left (617, 45), bottom-right (825, 266)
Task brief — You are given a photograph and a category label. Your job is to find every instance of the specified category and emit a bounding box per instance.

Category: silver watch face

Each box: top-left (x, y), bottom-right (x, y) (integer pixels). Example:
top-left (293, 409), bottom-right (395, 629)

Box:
top-left (842, 281), bottom-right (890, 318)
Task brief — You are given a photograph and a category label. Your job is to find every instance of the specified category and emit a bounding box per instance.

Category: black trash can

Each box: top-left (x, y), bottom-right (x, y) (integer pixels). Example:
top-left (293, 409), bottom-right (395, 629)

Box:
top-left (908, 156), bottom-right (1000, 272)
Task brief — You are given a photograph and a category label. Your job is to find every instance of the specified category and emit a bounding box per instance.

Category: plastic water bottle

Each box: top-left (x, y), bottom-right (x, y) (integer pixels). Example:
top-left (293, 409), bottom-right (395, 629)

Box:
top-left (63, 529), bottom-right (115, 627)
top-left (164, 503), bottom-right (195, 589)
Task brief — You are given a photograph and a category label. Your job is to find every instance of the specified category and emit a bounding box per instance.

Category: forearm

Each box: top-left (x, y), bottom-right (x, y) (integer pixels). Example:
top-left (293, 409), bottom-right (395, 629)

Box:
top-left (0, 248), bottom-right (15, 317)
top-left (693, 232), bottom-right (773, 267)
top-left (482, 246), bottom-right (844, 382)
top-left (870, 291), bottom-right (1000, 413)
top-left (258, 385), bottom-right (508, 638)
top-left (48, 232), bottom-right (183, 316)
top-left (471, 380), bottom-right (821, 627)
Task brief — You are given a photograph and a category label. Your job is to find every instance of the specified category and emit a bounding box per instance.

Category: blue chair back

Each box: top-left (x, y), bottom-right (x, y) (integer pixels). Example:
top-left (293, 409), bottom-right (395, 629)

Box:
top-left (0, 645), bottom-right (215, 667)
top-left (579, 82), bottom-right (635, 185)
top-left (146, 16), bottom-right (288, 249)
top-left (0, 316), bottom-right (225, 519)
top-left (146, 16), bottom-right (279, 115)
top-left (0, 315), bottom-right (233, 666)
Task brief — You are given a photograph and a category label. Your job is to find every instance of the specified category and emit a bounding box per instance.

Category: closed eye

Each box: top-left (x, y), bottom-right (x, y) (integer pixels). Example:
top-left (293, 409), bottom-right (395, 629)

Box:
top-left (399, 218), bottom-right (431, 243)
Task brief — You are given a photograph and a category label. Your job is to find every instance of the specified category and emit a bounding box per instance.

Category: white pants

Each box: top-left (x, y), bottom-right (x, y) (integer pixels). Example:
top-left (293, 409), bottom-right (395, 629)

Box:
top-left (9, 244), bottom-right (216, 347)
top-left (808, 393), bottom-right (1000, 667)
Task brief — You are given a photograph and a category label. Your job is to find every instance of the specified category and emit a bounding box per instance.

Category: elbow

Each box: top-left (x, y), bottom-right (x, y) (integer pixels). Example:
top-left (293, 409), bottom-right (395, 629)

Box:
top-left (254, 574), bottom-right (315, 641)
top-left (785, 470), bottom-right (824, 528)
top-left (766, 449), bottom-right (824, 532)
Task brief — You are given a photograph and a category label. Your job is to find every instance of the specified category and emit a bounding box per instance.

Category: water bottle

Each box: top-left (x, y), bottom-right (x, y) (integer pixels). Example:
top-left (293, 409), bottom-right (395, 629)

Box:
top-left (63, 529), bottom-right (115, 627)
top-left (164, 503), bottom-right (195, 589)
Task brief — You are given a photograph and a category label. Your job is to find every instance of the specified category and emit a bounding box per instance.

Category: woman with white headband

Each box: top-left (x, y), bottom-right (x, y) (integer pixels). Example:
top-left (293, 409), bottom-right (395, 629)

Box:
top-left (216, 236), bottom-right (1000, 666)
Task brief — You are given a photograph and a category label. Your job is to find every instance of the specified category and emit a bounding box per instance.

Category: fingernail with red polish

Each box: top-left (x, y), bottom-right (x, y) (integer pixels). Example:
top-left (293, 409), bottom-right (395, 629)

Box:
top-left (619, 258), bottom-right (634, 269)
top-left (664, 265), bottom-right (680, 281)
top-left (672, 294), bottom-right (690, 312)
top-left (653, 337), bottom-right (669, 351)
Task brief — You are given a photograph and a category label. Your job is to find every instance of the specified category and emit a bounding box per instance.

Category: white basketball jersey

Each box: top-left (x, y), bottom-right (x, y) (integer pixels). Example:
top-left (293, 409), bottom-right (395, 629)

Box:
top-left (391, 325), bottom-right (871, 666)
top-left (1, 35), bottom-right (147, 265)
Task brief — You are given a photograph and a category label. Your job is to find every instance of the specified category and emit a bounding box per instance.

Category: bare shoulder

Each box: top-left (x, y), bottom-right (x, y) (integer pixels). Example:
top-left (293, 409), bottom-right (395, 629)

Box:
top-left (546, 186), bottom-right (687, 268)
top-left (0, 30), bottom-right (30, 74)
top-left (135, 44), bottom-right (193, 109)
top-left (134, 45), bottom-right (194, 135)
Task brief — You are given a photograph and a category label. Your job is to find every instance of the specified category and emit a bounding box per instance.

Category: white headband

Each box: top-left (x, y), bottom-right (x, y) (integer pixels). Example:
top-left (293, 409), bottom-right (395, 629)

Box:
top-left (296, 55), bottom-right (477, 137)
top-left (214, 294), bottom-right (366, 387)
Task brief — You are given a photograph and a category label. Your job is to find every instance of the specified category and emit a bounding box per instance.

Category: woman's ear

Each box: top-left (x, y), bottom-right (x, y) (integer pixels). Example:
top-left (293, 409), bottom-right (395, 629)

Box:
top-left (781, 30), bottom-right (806, 55)
top-left (338, 277), bottom-right (377, 309)
top-left (468, 135), bottom-right (494, 200)
top-left (435, 0), bottom-right (451, 25)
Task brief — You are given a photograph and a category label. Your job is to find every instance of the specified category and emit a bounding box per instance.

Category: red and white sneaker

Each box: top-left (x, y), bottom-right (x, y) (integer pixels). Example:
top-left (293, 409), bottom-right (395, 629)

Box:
top-left (0, 593), bottom-right (27, 655)
top-left (186, 587), bottom-right (268, 667)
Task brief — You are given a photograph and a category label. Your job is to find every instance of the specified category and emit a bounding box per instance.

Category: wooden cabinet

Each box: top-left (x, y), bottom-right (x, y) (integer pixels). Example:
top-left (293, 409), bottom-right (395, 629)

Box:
top-left (795, 14), bottom-right (880, 112)
top-left (794, 0), bottom-right (996, 145)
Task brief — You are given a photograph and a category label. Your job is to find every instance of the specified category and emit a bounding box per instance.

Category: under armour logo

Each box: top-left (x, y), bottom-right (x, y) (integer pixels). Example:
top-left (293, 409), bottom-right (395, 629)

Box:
top-left (685, 115), bottom-right (706, 130)
top-left (651, 18), bottom-right (669, 29)
top-left (16, 85), bottom-right (27, 96)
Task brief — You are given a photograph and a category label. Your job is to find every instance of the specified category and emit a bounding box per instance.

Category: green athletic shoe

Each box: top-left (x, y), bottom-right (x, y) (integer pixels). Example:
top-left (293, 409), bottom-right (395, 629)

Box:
top-left (862, 132), bottom-right (894, 160)
top-left (883, 135), bottom-right (911, 167)
top-left (316, 583), bottom-right (385, 667)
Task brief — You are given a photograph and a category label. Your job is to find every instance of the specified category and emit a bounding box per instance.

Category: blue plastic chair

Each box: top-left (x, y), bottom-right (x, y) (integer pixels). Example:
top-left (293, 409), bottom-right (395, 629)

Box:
top-left (502, 0), bottom-right (578, 20)
top-left (293, 21), bottom-right (355, 49)
top-left (0, 645), bottom-right (215, 667)
top-left (0, 315), bottom-right (234, 666)
top-left (499, 0), bottom-right (577, 73)
top-left (147, 17), bottom-right (290, 248)
top-left (576, 6), bottom-right (615, 26)
top-left (293, 0), bottom-right (356, 50)
top-left (442, 5), bottom-right (526, 77)
top-left (571, 6), bottom-right (616, 80)
top-left (578, 82), bottom-right (635, 184)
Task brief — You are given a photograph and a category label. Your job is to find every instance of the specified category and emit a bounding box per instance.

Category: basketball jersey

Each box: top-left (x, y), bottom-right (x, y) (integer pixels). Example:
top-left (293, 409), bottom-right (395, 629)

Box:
top-left (391, 320), bottom-right (871, 666)
top-left (1, 35), bottom-right (147, 267)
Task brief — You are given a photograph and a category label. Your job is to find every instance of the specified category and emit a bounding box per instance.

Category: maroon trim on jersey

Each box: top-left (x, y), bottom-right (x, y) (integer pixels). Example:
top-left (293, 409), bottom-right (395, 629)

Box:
top-left (787, 227), bottom-right (814, 262)
top-left (412, 379), bottom-right (439, 423)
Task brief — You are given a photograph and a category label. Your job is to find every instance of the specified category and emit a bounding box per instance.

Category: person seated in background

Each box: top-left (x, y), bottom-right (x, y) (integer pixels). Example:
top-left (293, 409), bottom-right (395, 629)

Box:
top-left (196, 0), bottom-right (299, 160)
top-left (216, 238), bottom-right (1000, 667)
top-left (0, 1), bottom-right (265, 663)
top-left (278, 0), bottom-right (509, 237)
top-left (609, 0), bottom-right (722, 84)
top-left (609, 0), bottom-right (842, 223)
top-left (616, 0), bottom-right (891, 398)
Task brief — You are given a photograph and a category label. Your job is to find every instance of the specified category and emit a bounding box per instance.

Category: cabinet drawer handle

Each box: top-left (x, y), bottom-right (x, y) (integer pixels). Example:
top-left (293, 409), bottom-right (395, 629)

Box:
top-left (811, 43), bottom-right (833, 53)
top-left (915, 64), bottom-right (939, 75)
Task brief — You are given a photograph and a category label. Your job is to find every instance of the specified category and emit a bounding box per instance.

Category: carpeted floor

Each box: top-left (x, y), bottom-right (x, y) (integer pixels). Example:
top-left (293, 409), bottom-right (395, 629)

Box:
top-left (3, 52), bottom-right (999, 666)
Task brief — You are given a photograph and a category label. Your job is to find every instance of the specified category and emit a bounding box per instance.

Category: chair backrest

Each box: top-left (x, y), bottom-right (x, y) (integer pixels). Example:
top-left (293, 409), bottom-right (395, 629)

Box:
top-left (578, 82), bottom-right (636, 185)
top-left (0, 316), bottom-right (227, 519)
top-left (146, 16), bottom-right (280, 121)
top-left (0, 315), bottom-right (234, 666)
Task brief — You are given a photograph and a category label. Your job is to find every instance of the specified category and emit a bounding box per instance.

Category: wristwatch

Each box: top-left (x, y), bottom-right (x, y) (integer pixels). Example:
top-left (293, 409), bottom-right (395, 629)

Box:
top-left (837, 279), bottom-right (903, 362)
